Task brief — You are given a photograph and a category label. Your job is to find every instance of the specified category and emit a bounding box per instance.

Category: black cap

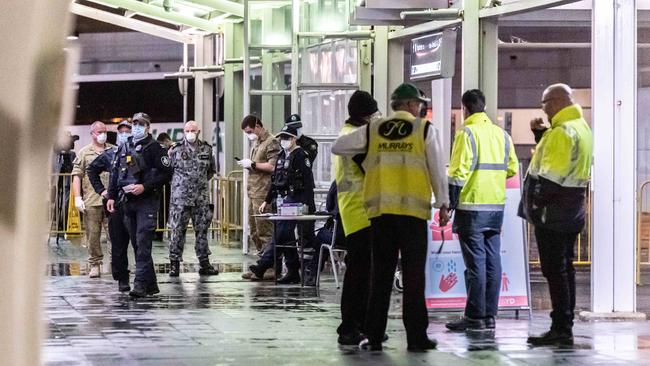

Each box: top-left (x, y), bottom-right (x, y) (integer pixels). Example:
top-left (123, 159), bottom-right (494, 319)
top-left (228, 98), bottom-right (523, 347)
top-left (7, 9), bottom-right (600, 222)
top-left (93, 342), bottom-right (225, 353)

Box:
top-left (276, 124), bottom-right (299, 138)
top-left (348, 90), bottom-right (378, 120)
top-left (284, 114), bottom-right (303, 129)
top-left (132, 112), bottom-right (151, 125)
top-left (117, 120), bottom-right (132, 129)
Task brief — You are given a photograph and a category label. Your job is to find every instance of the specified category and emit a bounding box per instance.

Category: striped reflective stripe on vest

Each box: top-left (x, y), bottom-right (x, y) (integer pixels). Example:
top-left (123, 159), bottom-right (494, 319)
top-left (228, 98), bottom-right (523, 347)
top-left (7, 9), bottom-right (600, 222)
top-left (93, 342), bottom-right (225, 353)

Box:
top-left (463, 127), bottom-right (510, 171)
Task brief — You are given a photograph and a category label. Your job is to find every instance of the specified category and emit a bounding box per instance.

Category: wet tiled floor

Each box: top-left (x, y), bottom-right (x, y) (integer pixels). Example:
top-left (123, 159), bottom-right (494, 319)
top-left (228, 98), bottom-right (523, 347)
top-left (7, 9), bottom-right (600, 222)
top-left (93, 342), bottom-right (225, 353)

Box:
top-left (43, 237), bottom-right (650, 365)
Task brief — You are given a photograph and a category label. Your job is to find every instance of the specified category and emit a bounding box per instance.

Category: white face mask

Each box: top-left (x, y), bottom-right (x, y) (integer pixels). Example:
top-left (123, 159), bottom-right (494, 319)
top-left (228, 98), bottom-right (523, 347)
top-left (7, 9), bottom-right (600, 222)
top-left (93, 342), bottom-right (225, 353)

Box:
top-left (117, 132), bottom-right (131, 145)
top-left (280, 139), bottom-right (292, 150)
top-left (96, 132), bottom-right (107, 144)
top-left (246, 132), bottom-right (258, 141)
top-left (185, 131), bottom-right (197, 143)
top-left (132, 124), bottom-right (146, 140)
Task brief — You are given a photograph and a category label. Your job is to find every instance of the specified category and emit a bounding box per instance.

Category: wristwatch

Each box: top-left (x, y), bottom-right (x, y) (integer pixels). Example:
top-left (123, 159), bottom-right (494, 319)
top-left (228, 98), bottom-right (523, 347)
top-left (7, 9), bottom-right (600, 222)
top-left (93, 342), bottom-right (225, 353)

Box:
top-left (251, 161), bottom-right (257, 170)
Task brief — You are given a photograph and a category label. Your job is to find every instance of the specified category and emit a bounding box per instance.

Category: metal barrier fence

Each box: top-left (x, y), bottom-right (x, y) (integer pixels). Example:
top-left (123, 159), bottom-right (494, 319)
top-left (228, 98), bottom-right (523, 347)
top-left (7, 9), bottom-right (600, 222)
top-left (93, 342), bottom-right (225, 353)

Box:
top-left (637, 181), bottom-right (650, 284)
top-left (48, 172), bottom-right (244, 245)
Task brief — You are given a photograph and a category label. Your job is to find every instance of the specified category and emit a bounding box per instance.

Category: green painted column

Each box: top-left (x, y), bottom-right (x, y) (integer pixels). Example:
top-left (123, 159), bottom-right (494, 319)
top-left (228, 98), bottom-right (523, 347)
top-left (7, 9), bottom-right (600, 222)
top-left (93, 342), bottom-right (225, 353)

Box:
top-left (223, 22), bottom-right (244, 174)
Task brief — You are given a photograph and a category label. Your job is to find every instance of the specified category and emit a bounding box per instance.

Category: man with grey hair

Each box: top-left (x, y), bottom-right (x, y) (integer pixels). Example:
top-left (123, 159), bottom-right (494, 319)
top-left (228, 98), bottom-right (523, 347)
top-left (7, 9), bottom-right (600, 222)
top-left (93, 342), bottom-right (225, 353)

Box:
top-left (71, 120), bottom-right (112, 278)
top-left (167, 120), bottom-right (219, 277)
top-left (519, 83), bottom-right (593, 346)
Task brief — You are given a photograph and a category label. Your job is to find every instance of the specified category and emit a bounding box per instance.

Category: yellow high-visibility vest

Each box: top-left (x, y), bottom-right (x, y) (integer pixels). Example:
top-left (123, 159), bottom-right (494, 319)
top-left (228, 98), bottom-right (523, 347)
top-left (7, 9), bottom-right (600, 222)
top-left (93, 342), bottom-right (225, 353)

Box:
top-left (334, 123), bottom-right (371, 236)
top-left (528, 104), bottom-right (592, 187)
top-left (363, 115), bottom-right (432, 220)
top-left (448, 112), bottom-right (519, 211)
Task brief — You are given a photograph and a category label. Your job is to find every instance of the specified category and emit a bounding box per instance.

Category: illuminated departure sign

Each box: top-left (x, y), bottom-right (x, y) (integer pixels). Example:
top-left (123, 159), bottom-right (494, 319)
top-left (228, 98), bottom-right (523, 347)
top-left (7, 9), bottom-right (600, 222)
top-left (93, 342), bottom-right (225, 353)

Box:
top-left (410, 29), bottom-right (457, 81)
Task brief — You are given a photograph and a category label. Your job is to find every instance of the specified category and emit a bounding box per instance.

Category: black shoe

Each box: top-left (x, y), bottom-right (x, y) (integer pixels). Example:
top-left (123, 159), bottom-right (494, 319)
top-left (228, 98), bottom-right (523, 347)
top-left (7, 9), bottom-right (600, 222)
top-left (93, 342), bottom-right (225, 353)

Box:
top-left (146, 283), bottom-right (160, 296)
top-left (407, 338), bottom-right (437, 352)
top-left (277, 271), bottom-right (301, 284)
top-left (527, 329), bottom-right (574, 346)
top-left (445, 317), bottom-right (485, 332)
top-left (359, 339), bottom-right (382, 352)
top-left (198, 260), bottom-right (219, 276)
top-left (169, 260), bottom-right (180, 277)
top-left (249, 264), bottom-right (265, 280)
top-left (338, 331), bottom-right (365, 345)
top-left (129, 283), bottom-right (147, 298)
top-left (118, 278), bottom-right (130, 292)
top-left (484, 316), bottom-right (496, 329)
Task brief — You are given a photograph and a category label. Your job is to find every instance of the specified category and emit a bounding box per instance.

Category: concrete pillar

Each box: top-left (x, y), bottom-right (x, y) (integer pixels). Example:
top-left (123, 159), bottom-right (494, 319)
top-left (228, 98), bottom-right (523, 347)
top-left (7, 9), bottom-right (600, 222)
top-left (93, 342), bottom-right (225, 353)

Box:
top-left (194, 34), bottom-right (216, 147)
top-left (0, 1), bottom-right (72, 365)
top-left (590, 0), bottom-right (638, 314)
top-left (479, 18), bottom-right (498, 123)
top-left (223, 23), bottom-right (244, 174)
top-left (373, 27), bottom-right (404, 116)
top-left (462, 0), bottom-right (480, 92)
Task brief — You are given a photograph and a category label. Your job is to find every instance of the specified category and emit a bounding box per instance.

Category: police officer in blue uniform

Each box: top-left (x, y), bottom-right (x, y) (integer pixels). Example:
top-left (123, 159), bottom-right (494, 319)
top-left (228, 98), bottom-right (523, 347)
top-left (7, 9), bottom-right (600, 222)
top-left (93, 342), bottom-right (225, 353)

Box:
top-left (87, 120), bottom-right (134, 292)
top-left (248, 124), bottom-right (316, 284)
top-left (107, 113), bottom-right (172, 298)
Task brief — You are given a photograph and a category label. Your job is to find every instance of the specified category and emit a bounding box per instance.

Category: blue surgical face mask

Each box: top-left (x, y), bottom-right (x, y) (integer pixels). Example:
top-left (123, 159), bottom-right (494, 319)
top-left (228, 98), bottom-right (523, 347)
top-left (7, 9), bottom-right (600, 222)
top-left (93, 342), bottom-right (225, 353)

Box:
top-left (132, 124), bottom-right (146, 139)
top-left (117, 132), bottom-right (131, 145)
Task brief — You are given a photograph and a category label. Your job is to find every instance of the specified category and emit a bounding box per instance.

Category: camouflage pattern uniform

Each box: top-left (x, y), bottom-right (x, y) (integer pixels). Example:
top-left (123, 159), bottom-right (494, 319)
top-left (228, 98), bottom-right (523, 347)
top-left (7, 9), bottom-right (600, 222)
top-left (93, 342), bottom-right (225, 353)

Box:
top-left (168, 139), bottom-right (216, 262)
top-left (248, 129), bottom-right (281, 251)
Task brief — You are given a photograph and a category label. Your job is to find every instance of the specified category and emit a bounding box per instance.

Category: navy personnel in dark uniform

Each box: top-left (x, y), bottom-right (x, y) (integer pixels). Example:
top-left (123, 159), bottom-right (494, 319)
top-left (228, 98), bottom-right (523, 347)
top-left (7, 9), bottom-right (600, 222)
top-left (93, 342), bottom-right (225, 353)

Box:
top-left (247, 124), bottom-right (316, 284)
top-left (107, 113), bottom-right (173, 298)
top-left (87, 120), bottom-right (134, 292)
top-left (284, 114), bottom-right (318, 165)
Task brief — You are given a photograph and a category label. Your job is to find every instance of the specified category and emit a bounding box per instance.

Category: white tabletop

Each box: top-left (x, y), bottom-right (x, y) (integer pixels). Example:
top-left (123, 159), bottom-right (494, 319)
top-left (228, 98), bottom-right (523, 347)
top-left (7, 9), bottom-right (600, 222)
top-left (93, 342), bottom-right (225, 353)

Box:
top-left (253, 214), bottom-right (331, 222)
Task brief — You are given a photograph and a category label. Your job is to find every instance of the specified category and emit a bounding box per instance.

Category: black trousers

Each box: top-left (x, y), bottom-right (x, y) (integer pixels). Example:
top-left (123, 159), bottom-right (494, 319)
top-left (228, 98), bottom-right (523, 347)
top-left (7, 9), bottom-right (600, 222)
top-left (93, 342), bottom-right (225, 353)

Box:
top-left (337, 227), bottom-right (371, 336)
top-left (123, 196), bottom-right (159, 287)
top-left (365, 215), bottom-right (429, 346)
top-left (108, 204), bottom-right (136, 281)
top-left (535, 226), bottom-right (578, 332)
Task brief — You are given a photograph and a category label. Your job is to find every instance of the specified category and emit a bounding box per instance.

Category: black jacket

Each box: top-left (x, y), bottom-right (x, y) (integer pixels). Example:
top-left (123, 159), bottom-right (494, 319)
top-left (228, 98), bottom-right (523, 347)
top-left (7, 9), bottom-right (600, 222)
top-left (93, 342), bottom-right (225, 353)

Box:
top-left (265, 147), bottom-right (315, 212)
top-left (87, 147), bottom-right (117, 195)
top-left (518, 128), bottom-right (587, 233)
top-left (107, 135), bottom-right (173, 201)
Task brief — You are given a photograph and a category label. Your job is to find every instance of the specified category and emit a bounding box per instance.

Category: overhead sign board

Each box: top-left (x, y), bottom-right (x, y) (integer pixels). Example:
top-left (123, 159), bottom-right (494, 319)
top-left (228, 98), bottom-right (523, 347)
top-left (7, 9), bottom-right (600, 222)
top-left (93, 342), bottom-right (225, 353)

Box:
top-left (410, 29), bottom-right (457, 81)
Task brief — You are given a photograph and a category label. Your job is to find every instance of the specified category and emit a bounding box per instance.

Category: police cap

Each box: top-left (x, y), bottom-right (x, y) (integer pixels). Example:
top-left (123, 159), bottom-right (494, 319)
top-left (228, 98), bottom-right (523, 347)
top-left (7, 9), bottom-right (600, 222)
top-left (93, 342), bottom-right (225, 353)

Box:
top-left (284, 113), bottom-right (302, 129)
top-left (132, 112), bottom-right (151, 125)
top-left (276, 124), bottom-right (299, 139)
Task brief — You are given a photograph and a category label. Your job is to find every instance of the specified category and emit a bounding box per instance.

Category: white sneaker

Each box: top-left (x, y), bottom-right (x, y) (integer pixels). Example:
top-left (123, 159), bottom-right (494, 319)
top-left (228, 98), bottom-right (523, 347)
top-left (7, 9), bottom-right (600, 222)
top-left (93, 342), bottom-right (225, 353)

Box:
top-left (89, 265), bottom-right (101, 278)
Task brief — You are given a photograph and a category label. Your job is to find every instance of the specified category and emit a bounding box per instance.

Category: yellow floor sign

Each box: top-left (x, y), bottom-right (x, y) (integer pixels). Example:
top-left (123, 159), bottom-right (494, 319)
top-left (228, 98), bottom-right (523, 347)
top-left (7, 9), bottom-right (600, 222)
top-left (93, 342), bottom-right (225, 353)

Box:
top-left (66, 193), bottom-right (82, 238)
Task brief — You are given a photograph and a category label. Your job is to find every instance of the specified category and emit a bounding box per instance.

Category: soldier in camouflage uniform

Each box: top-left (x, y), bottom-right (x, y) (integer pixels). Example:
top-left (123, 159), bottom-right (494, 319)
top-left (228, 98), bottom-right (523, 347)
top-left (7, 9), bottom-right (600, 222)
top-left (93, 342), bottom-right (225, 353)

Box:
top-left (237, 115), bottom-right (281, 255)
top-left (167, 120), bottom-right (219, 277)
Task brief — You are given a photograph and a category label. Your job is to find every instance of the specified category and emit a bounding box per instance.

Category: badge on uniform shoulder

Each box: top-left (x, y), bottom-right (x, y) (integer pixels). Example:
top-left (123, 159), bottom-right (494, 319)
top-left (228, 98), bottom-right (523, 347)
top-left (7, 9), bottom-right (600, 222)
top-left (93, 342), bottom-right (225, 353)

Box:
top-left (135, 145), bottom-right (142, 152)
top-left (181, 151), bottom-right (188, 160)
top-left (161, 156), bottom-right (171, 167)
top-left (305, 158), bottom-right (311, 168)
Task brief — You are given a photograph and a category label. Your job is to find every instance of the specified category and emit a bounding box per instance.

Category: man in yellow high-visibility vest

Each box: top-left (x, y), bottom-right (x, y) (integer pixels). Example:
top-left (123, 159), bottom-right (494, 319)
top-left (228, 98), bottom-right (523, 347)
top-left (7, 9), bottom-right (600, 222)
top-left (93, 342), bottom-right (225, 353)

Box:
top-left (520, 84), bottom-right (592, 346)
top-left (332, 83), bottom-right (450, 352)
top-left (332, 90), bottom-right (380, 345)
top-left (445, 89), bottom-right (519, 332)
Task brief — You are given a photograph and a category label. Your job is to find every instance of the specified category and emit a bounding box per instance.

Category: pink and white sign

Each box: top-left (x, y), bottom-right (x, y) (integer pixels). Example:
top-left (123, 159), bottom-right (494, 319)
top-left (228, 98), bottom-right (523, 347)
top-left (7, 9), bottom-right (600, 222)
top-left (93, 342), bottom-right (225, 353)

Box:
top-left (425, 173), bottom-right (530, 311)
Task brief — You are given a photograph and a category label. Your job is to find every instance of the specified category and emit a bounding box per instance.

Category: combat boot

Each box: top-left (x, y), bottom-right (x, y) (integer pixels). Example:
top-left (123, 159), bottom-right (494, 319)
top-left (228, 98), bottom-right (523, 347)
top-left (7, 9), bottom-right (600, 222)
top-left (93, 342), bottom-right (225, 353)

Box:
top-left (89, 265), bottom-right (101, 278)
top-left (146, 282), bottom-right (160, 296)
top-left (169, 260), bottom-right (180, 277)
top-left (118, 278), bottom-right (130, 292)
top-left (277, 269), bottom-right (301, 284)
top-left (129, 282), bottom-right (147, 298)
top-left (198, 260), bottom-right (219, 276)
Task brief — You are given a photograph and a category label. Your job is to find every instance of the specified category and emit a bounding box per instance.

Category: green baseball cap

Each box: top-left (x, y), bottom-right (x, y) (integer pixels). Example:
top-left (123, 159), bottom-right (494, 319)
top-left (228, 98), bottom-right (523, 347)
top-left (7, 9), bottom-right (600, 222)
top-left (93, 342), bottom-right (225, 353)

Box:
top-left (391, 83), bottom-right (431, 103)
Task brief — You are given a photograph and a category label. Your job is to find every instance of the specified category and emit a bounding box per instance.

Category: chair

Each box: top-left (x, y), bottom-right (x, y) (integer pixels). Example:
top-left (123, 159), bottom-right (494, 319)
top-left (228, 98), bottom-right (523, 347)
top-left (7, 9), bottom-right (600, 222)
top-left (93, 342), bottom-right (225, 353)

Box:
top-left (316, 218), bottom-right (347, 289)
